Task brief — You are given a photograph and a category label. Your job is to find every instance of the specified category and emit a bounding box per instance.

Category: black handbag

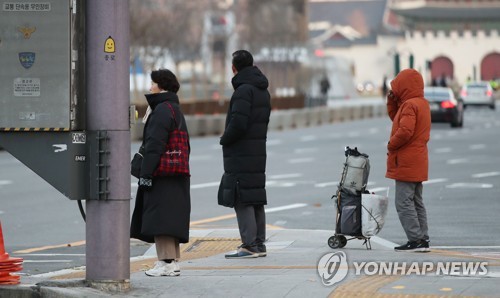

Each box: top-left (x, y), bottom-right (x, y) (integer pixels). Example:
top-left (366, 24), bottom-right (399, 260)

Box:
top-left (131, 145), bottom-right (144, 178)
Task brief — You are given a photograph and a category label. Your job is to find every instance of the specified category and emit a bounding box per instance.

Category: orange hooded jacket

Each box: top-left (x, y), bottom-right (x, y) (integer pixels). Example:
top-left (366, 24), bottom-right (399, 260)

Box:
top-left (386, 69), bottom-right (431, 182)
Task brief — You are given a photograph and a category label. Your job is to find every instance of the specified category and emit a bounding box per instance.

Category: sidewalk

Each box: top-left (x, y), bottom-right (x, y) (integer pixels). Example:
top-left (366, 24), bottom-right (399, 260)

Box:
top-left (1, 229), bottom-right (499, 297)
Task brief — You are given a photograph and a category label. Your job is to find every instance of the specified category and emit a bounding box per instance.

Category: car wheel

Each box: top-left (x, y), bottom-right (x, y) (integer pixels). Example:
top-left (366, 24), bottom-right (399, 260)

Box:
top-left (490, 103), bottom-right (496, 110)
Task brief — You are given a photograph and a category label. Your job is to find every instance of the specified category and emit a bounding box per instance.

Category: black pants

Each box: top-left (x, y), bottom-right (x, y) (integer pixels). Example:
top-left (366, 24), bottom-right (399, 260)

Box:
top-left (234, 202), bottom-right (266, 252)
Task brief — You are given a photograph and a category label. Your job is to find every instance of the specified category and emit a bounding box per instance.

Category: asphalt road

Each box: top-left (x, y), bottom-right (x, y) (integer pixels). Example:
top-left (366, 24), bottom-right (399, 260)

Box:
top-left (0, 103), bottom-right (499, 276)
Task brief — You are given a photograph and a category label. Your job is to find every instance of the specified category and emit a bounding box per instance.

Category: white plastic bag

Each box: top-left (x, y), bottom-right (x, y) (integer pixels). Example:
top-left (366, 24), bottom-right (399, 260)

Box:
top-left (361, 193), bottom-right (389, 237)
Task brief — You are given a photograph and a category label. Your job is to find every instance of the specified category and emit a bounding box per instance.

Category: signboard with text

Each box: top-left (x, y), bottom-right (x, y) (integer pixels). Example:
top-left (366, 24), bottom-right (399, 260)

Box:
top-left (0, 0), bottom-right (71, 130)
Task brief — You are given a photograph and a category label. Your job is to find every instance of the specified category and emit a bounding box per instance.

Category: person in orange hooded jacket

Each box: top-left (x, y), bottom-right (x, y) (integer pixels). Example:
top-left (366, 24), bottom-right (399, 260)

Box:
top-left (386, 69), bottom-right (431, 252)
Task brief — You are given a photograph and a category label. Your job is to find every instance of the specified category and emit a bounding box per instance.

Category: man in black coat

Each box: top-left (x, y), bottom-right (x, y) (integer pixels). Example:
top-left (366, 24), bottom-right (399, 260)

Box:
top-left (218, 50), bottom-right (271, 259)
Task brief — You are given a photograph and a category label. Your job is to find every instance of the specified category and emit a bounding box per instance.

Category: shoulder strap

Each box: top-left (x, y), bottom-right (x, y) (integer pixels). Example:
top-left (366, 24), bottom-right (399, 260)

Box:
top-left (165, 102), bottom-right (181, 130)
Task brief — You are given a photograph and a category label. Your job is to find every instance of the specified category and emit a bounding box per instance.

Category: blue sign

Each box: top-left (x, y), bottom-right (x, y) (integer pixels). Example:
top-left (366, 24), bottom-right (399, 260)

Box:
top-left (19, 52), bottom-right (35, 69)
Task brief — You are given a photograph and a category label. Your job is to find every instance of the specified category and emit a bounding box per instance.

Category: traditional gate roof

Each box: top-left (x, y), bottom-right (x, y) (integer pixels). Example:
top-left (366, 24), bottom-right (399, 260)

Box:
top-left (390, 0), bottom-right (500, 20)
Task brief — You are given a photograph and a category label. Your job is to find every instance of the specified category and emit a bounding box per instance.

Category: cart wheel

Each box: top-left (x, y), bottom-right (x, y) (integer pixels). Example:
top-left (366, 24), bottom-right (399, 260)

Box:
top-left (338, 235), bottom-right (347, 248)
top-left (328, 236), bottom-right (340, 248)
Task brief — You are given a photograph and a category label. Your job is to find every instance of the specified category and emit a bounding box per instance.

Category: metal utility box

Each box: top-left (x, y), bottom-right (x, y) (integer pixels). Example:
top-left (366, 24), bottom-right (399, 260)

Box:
top-left (0, 1), bottom-right (72, 131)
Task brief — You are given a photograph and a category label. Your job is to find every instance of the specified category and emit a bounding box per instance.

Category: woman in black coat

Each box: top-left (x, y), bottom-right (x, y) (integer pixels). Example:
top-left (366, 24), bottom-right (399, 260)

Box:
top-left (130, 69), bottom-right (191, 277)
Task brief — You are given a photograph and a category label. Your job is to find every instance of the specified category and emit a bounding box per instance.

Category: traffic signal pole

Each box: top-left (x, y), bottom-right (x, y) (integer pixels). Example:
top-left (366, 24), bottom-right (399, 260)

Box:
top-left (85, 0), bottom-right (130, 289)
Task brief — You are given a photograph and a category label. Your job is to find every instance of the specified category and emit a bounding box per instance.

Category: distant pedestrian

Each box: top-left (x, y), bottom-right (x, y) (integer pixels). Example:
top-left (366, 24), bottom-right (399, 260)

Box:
top-left (386, 69), bottom-right (431, 252)
top-left (381, 75), bottom-right (388, 99)
top-left (439, 73), bottom-right (447, 87)
top-left (218, 50), bottom-right (271, 259)
top-left (320, 74), bottom-right (331, 100)
top-left (130, 69), bottom-right (191, 276)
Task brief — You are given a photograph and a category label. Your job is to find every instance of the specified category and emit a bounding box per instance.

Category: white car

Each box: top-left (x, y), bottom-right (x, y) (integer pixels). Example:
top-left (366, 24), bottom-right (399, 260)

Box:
top-left (460, 81), bottom-right (495, 110)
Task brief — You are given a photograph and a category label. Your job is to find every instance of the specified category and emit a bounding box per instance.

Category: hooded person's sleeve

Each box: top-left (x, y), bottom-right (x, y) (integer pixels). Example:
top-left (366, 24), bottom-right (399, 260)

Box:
top-left (387, 97), bottom-right (399, 121)
top-left (388, 103), bottom-right (417, 151)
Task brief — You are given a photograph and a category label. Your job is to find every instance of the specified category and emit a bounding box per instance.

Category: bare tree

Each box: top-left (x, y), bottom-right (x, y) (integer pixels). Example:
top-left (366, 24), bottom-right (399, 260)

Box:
top-left (130, 0), bottom-right (215, 101)
top-left (236, 0), bottom-right (307, 51)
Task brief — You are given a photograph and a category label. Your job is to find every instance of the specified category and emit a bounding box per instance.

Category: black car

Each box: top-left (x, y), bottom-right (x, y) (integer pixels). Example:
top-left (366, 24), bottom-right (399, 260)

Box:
top-left (424, 87), bottom-right (463, 128)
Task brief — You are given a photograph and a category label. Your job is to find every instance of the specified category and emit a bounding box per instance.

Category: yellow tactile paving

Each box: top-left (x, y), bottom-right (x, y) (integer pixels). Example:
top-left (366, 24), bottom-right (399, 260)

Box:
top-left (328, 275), bottom-right (482, 298)
top-left (329, 275), bottom-right (400, 298)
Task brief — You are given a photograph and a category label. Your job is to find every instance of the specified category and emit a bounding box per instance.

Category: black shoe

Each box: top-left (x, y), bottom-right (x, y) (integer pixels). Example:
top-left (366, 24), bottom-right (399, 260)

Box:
top-left (257, 244), bottom-right (267, 257)
top-left (394, 240), bottom-right (430, 252)
top-left (225, 247), bottom-right (259, 259)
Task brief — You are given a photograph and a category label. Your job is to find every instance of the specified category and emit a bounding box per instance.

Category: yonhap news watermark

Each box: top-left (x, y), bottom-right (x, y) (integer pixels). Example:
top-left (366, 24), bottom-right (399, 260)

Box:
top-left (317, 251), bottom-right (489, 286)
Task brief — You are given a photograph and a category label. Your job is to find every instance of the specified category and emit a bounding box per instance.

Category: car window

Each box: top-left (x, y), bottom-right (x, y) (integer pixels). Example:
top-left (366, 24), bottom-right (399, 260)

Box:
top-left (424, 91), bottom-right (451, 101)
top-left (466, 84), bottom-right (488, 89)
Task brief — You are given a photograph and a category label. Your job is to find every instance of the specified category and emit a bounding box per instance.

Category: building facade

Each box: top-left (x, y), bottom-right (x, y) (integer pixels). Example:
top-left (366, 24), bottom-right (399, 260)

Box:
top-left (310, 0), bottom-right (500, 93)
top-left (391, 0), bottom-right (500, 85)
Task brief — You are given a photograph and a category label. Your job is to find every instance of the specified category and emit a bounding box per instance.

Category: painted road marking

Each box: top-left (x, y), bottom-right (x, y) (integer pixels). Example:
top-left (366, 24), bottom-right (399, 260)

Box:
top-left (191, 182), bottom-right (220, 189)
top-left (273, 220), bottom-right (287, 226)
top-left (435, 147), bottom-right (452, 153)
top-left (470, 144), bottom-right (486, 150)
top-left (0, 180), bottom-right (12, 186)
top-left (294, 147), bottom-right (318, 154)
top-left (23, 260), bottom-right (72, 263)
top-left (315, 181), bottom-right (339, 188)
top-left (31, 267), bottom-right (86, 278)
top-left (266, 181), bottom-right (296, 187)
top-left (14, 241), bottom-right (86, 254)
top-left (266, 203), bottom-right (307, 213)
top-left (190, 203), bottom-right (307, 226)
top-left (267, 139), bottom-right (282, 146)
top-left (269, 173), bottom-right (303, 179)
top-left (17, 253), bottom-right (85, 256)
top-left (288, 157), bottom-right (315, 164)
top-left (446, 183), bottom-right (493, 189)
top-left (300, 135), bottom-right (317, 142)
top-left (472, 172), bottom-right (500, 178)
top-left (423, 178), bottom-right (448, 185)
top-left (447, 158), bottom-right (468, 165)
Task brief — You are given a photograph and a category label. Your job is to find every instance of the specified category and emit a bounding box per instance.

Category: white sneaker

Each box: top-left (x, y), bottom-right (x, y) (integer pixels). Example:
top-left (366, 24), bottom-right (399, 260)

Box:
top-left (171, 261), bottom-right (181, 273)
top-left (145, 261), bottom-right (180, 277)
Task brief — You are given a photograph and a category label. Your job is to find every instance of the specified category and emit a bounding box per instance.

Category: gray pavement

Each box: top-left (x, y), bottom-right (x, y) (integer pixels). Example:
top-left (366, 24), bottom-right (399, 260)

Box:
top-left (1, 229), bottom-right (499, 297)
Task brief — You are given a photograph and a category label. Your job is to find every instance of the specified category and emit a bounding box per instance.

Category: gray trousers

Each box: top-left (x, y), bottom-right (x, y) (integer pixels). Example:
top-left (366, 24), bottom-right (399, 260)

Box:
top-left (234, 202), bottom-right (266, 251)
top-left (395, 181), bottom-right (429, 242)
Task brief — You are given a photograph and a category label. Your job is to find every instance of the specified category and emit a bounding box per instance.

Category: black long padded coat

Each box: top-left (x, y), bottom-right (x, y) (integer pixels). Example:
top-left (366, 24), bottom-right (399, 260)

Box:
top-left (130, 92), bottom-right (191, 243)
top-left (218, 66), bottom-right (271, 208)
